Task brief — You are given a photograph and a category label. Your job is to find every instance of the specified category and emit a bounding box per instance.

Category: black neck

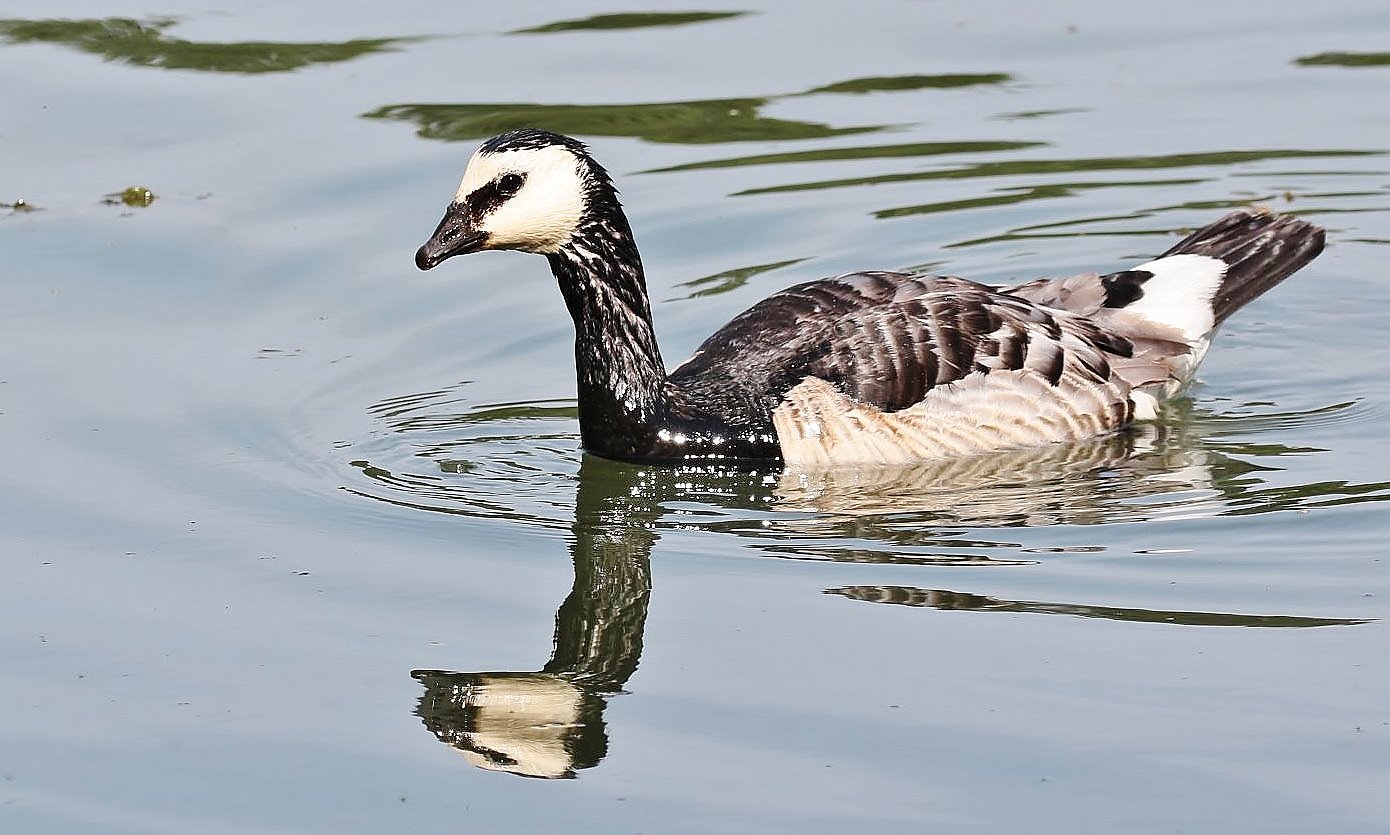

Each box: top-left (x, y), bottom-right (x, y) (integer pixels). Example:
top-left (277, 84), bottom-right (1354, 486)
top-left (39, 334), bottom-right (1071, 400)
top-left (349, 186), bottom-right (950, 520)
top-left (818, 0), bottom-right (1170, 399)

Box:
top-left (547, 210), bottom-right (670, 460)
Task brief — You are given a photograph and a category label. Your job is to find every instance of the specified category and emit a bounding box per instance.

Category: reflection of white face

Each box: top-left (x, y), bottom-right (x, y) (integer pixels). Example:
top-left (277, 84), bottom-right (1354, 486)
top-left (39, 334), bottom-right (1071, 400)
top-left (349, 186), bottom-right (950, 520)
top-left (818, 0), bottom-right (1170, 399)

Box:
top-left (456, 673), bottom-right (587, 779)
top-left (455, 145), bottom-right (587, 254)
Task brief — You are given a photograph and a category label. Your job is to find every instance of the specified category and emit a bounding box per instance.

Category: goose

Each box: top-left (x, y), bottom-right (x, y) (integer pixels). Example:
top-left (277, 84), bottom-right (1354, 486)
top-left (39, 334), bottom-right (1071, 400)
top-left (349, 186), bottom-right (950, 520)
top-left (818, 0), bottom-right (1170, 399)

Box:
top-left (415, 128), bottom-right (1325, 467)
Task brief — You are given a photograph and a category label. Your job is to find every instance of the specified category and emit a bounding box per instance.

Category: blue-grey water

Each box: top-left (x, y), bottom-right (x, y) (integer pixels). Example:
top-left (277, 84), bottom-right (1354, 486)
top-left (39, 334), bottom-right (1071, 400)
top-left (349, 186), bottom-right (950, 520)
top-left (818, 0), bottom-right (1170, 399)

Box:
top-left (3, 1), bottom-right (1388, 832)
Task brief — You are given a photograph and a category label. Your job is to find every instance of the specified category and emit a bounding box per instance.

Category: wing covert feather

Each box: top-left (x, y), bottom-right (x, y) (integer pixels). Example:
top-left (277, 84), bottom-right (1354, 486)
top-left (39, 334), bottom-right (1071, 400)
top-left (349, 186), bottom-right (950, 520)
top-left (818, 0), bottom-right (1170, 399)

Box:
top-left (669, 272), bottom-right (1131, 421)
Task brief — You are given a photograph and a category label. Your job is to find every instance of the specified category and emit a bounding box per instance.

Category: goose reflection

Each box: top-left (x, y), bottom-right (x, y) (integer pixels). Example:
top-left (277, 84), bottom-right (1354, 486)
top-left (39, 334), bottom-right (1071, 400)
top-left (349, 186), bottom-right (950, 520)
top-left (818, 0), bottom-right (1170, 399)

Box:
top-left (401, 409), bottom-right (1375, 778)
top-left (411, 456), bottom-right (653, 779)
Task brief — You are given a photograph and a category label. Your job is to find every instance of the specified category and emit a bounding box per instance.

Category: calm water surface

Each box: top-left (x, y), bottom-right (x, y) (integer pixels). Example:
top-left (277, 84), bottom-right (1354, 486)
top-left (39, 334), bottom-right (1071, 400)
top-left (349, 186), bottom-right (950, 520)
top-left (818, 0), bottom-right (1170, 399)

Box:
top-left (3, 1), bottom-right (1388, 832)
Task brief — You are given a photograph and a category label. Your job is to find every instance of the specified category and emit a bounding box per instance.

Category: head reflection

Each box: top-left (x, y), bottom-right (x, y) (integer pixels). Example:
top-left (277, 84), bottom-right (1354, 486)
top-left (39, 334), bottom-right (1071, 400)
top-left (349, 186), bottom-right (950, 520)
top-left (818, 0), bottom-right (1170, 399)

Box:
top-left (411, 671), bottom-right (607, 779)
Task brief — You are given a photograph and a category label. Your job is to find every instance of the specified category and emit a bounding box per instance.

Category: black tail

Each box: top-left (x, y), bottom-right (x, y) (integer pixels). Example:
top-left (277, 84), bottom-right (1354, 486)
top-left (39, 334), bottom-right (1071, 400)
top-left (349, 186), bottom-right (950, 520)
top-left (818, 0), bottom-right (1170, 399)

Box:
top-left (1162, 208), bottom-right (1325, 325)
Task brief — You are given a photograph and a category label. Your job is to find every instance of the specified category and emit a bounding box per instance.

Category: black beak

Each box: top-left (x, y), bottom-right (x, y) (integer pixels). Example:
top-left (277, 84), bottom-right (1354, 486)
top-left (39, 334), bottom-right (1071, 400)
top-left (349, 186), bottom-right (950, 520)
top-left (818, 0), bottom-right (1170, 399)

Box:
top-left (415, 203), bottom-right (489, 271)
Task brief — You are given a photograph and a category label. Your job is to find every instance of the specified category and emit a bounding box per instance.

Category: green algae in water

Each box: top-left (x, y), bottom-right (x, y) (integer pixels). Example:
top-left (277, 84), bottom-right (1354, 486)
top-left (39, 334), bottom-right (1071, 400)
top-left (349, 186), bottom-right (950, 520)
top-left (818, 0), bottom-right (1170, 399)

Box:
top-left (104, 186), bottom-right (156, 207)
top-left (1295, 51), bottom-right (1390, 67)
top-left (512, 11), bottom-right (749, 34)
top-left (0, 17), bottom-right (412, 74)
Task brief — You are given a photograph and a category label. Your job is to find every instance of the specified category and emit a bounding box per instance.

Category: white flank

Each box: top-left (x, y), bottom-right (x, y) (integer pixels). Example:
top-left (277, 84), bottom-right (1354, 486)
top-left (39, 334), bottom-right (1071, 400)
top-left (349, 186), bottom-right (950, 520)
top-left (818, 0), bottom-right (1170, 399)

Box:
top-left (773, 371), bottom-right (1131, 467)
top-left (1122, 253), bottom-right (1226, 344)
top-left (455, 145), bottom-right (586, 254)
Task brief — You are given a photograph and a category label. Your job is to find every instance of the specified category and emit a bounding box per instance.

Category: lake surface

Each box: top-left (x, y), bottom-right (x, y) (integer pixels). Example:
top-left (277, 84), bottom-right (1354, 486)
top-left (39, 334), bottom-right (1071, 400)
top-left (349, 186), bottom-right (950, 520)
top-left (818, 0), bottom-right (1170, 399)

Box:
top-left (3, 1), bottom-right (1388, 832)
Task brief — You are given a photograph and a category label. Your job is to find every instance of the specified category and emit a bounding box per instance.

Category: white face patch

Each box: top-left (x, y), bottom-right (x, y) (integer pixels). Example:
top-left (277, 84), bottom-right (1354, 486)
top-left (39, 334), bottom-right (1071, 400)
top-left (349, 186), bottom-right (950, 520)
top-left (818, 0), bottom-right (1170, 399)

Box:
top-left (454, 145), bottom-right (586, 254)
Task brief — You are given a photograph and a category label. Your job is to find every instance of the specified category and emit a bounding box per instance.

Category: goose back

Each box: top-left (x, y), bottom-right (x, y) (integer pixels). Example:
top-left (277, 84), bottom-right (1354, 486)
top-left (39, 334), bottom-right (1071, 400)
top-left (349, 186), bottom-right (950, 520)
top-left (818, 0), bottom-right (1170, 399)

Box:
top-left (667, 271), bottom-right (1136, 463)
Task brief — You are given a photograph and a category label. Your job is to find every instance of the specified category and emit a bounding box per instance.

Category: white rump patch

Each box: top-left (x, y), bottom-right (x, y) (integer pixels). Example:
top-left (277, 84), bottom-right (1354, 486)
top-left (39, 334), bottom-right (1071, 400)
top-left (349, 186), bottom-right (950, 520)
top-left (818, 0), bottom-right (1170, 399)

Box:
top-left (455, 145), bottom-right (586, 254)
top-left (1123, 253), bottom-right (1226, 344)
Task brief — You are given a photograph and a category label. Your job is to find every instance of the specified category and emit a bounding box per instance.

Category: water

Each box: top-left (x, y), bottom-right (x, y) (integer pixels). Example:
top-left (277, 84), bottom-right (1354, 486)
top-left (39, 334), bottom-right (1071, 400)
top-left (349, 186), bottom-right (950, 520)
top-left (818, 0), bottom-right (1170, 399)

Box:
top-left (2, 1), bottom-right (1388, 832)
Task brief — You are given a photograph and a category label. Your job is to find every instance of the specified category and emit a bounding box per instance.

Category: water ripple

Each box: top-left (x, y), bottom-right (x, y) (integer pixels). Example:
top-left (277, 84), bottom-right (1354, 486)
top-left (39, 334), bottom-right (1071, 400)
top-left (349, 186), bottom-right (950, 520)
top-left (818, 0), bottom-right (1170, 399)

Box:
top-left (824, 586), bottom-right (1369, 627)
top-left (344, 389), bottom-right (1390, 560)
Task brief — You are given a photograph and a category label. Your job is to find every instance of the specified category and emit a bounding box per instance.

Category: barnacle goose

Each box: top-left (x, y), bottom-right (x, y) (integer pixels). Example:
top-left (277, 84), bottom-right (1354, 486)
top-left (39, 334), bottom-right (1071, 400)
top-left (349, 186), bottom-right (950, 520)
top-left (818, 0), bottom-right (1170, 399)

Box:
top-left (416, 128), bottom-right (1325, 466)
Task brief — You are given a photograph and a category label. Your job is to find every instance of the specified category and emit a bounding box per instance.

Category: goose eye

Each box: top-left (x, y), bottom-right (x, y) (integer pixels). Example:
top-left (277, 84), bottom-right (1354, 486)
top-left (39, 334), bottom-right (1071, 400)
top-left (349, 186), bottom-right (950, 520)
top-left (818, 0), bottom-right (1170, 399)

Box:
top-left (496, 173), bottom-right (525, 197)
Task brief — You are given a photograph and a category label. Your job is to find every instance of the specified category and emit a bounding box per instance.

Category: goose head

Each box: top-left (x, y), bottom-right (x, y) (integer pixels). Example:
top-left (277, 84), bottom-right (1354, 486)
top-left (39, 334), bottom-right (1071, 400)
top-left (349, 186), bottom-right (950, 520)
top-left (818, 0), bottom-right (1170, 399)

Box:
top-left (415, 129), bottom-right (609, 270)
